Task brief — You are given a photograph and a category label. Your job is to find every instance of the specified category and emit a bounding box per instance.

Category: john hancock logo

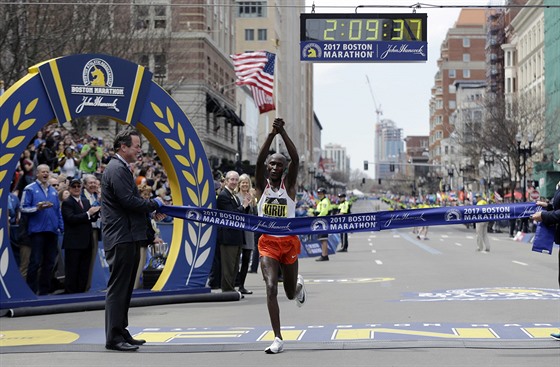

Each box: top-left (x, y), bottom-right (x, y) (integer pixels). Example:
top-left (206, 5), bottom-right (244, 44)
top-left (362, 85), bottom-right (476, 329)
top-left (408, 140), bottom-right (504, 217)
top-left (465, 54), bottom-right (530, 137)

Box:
top-left (71, 58), bottom-right (125, 114)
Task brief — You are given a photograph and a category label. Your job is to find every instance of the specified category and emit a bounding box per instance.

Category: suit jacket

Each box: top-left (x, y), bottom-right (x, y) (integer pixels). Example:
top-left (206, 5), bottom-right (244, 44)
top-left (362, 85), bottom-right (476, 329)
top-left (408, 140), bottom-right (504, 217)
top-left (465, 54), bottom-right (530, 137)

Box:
top-left (101, 156), bottom-right (160, 251)
top-left (542, 188), bottom-right (560, 244)
top-left (61, 196), bottom-right (96, 250)
top-left (216, 187), bottom-right (248, 246)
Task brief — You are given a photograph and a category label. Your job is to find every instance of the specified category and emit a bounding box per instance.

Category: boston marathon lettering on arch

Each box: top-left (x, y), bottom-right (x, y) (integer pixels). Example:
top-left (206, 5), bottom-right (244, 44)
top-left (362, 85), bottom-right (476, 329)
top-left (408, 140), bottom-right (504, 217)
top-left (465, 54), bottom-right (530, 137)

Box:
top-left (160, 203), bottom-right (539, 236)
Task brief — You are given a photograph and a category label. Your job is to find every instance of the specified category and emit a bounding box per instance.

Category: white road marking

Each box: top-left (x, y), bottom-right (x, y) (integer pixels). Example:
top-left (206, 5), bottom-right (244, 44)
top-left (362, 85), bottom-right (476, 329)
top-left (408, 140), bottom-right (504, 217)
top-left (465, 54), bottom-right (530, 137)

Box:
top-left (371, 250), bottom-right (376, 253)
top-left (375, 260), bottom-right (383, 265)
top-left (512, 261), bottom-right (528, 266)
top-left (455, 242), bottom-right (463, 247)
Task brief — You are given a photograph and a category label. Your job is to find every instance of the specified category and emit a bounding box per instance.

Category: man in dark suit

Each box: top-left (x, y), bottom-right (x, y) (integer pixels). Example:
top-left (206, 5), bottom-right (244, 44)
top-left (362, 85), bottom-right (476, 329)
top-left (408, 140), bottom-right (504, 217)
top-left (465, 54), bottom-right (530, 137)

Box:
top-left (61, 178), bottom-right (100, 293)
top-left (216, 170), bottom-right (251, 292)
top-left (101, 127), bottom-right (163, 352)
top-left (532, 171), bottom-right (560, 341)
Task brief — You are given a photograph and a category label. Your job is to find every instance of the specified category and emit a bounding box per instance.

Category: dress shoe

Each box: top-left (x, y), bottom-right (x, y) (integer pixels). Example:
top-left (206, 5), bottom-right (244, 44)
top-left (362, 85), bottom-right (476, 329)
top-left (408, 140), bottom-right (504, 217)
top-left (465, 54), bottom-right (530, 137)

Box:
top-left (337, 248), bottom-right (347, 252)
top-left (239, 288), bottom-right (253, 295)
top-left (315, 255), bottom-right (329, 262)
top-left (125, 337), bottom-right (146, 345)
top-left (105, 341), bottom-right (139, 352)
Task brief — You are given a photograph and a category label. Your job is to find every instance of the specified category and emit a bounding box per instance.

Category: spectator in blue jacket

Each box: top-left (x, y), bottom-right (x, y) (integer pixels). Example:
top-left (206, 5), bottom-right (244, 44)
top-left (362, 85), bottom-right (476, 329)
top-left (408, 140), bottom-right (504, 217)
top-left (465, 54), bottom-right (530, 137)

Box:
top-left (21, 164), bottom-right (64, 295)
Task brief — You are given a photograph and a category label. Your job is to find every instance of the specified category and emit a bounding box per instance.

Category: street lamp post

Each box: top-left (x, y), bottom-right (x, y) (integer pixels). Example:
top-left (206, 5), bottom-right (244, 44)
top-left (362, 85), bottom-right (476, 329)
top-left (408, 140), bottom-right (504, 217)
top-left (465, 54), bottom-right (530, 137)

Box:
top-left (516, 131), bottom-right (533, 232)
top-left (483, 153), bottom-right (495, 197)
top-left (308, 165), bottom-right (316, 191)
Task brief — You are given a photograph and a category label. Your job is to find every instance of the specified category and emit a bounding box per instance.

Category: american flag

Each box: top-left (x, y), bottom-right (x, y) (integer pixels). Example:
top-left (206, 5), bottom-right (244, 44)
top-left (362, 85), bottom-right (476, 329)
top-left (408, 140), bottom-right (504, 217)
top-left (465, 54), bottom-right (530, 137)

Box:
top-left (231, 51), bottom-right (276, 114)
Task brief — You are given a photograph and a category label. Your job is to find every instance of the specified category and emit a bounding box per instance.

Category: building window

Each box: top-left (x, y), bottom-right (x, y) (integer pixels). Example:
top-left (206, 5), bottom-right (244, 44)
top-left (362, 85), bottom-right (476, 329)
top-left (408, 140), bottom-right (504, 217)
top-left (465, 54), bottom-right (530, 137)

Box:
top-left (448, 69), bottom-right (456, 78)
top-left (473, 110), bottom-right (482, 121)
top-left (96, 117), bottom-right (110, 131)
top-left (137, 53), bottom-right (167, 82)
top-left (154, 5), bottom-right (167, 29)
top-left (463, 38), bottom-right (470, 47)
top-left (449, 100), bottom-right (456, 109)
top-left (135, 4), bottom-right (168, 30)
top-left (238, 1), bottom-right (266, 17)
top-left (154, 54), bottom-right (167, 80)
top-left (463, 69), bottom-right (470, 78)
top-left (463, 53), bottom-right (470, 62)
top-left (449, 84), bottom-right (456, 94)
top-left (257, 28), bottom-right (267, 41)
top-left (245, 29), bottom-right (254, 41)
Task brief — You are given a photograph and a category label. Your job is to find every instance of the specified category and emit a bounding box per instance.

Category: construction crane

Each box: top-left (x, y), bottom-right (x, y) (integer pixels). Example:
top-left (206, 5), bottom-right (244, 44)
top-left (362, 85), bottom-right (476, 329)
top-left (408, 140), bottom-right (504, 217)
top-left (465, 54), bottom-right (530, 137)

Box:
top-left (365, 75), bottom-right (383, 124)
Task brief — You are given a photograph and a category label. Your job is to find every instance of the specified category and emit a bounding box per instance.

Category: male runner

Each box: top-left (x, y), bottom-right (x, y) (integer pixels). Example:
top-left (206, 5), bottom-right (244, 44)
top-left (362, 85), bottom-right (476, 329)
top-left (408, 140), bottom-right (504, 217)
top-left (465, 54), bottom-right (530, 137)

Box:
top-left (255, 118), bottom-right (307, 354)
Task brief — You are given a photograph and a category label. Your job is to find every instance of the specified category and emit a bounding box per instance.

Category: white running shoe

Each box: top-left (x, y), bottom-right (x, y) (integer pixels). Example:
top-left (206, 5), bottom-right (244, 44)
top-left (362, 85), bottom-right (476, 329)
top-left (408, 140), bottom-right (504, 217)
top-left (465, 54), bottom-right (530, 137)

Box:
top-left (296, 274), bottom-right (306, 307)
top-left (264, 337), bottom-right (284, 354)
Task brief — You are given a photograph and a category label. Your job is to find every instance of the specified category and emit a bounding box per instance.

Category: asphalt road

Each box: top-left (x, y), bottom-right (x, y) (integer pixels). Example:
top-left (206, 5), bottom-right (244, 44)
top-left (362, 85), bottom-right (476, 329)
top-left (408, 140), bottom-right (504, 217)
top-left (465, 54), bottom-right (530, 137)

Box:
top-left (1, 198), bottom-right (559, 367)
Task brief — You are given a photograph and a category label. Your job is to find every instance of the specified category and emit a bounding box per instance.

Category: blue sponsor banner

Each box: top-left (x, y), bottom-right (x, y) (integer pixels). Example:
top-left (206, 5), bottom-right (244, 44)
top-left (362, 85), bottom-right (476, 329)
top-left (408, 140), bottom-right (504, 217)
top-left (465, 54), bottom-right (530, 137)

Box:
top-left (159, 203), bottom-right (539, 236)
top-left (300, 41), bottom-right (427, 62)
top-left (36, 54), bottom-right (152, 124)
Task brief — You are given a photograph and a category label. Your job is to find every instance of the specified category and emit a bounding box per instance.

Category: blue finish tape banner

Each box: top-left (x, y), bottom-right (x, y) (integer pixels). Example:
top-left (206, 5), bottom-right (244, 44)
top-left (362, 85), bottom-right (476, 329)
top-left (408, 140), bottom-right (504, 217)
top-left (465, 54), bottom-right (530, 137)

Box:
top-left (159, 203), bottom-right (539, 236)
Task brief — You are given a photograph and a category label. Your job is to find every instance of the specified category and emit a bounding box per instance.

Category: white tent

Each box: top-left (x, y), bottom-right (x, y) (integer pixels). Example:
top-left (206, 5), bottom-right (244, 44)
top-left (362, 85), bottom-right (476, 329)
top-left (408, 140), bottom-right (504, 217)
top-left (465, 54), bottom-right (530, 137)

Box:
top-left (351, 189), bottom-right (365, 197)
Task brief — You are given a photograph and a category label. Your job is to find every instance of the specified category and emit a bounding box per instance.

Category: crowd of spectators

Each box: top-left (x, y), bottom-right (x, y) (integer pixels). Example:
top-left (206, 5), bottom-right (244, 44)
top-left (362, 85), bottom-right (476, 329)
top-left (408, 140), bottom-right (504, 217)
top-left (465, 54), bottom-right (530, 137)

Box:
top-left (8, 124), bottom-right (173, 293)
top-left (8, 125), bottom-right (365, 295)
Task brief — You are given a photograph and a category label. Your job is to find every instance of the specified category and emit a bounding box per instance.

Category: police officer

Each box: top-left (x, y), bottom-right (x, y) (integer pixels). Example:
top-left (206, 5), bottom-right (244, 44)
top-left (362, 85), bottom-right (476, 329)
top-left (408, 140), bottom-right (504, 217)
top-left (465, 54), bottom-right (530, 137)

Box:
top-left (314, 188), bottom-right (331, 261)
top-left (337, 193), bottom-right (351, 252)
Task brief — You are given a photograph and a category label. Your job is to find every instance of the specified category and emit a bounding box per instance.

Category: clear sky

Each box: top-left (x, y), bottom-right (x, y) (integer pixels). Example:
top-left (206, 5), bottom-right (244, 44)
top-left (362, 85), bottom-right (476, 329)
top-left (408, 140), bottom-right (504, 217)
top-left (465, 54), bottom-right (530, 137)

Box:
top-left (306, 0), bottom-right (501, 172)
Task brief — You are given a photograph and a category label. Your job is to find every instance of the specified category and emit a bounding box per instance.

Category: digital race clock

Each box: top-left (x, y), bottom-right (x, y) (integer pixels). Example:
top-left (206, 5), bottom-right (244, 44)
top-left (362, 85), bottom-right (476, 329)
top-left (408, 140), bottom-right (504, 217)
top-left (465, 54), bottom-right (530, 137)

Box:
top-left (300, 13), bottom-right (428, 63)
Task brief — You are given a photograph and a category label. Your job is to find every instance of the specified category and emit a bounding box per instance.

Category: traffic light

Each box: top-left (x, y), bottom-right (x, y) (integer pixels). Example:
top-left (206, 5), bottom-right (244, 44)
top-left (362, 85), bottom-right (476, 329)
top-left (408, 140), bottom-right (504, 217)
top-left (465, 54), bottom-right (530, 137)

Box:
top-left (390, 164), bottom-right (395, 172)
top-left (364, 160), bottom-right (368, 170)
top-left (378, 178), bottom-right (382, 185)
top-left (362, 177), bottom-right (366, 184)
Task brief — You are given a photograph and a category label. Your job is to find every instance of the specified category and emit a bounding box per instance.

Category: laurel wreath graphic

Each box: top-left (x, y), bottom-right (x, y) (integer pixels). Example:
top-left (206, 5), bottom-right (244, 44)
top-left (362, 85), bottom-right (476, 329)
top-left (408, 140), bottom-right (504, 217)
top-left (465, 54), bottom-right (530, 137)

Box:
top-left (0, 98), bottom-right (39, 298)
top-left (151, 101), bottom-right (213, 284)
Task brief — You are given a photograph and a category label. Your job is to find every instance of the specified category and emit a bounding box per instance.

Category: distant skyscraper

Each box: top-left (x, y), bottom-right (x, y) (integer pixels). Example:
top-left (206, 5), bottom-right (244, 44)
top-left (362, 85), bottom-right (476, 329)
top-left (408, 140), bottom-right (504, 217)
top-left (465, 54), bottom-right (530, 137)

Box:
top-left (374, 119), bottom-right (403, 179)
top-left (323, 143), bottom-right (350, 175)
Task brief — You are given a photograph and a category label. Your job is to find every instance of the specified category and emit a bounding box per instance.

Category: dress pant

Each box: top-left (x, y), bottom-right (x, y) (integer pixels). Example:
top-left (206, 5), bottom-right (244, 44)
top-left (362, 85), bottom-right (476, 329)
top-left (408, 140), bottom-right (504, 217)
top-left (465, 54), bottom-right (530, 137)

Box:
top-left (86, 228), bottom-right (100, 290)
top-left (26, 232), bottom-right (59, 295)
top-left (340, 232), bottom-right (348, 249)
top-left (236, 248), bottom-right (252, 288)
top-left (105, 241), bottom-right (140, 344)
top-left (64, 247), bottom-right (92, 293)
top-left (249, 233), bottom-right (261, 273)
top-left (476, 222), bottom-right (490, 251)
top-left (220, 244), bottom-right (241, 292)
top-left (208, 243), bottom-right (221, 289)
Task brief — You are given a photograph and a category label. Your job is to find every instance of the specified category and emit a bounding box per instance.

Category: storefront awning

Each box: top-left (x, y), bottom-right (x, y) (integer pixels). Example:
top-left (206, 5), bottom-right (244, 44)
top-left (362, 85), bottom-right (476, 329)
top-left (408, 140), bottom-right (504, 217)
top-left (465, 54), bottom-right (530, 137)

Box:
top-left (206, 93), bottom-right (222, 113)
top-left (206, 93), bottom-right (244, 127)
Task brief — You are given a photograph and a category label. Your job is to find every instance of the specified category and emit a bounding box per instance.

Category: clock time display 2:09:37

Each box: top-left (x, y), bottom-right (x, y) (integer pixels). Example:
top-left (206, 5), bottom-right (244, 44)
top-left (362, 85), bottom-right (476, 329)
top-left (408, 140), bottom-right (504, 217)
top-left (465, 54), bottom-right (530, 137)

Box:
top-left (305, 18), bottom-right (424, 42)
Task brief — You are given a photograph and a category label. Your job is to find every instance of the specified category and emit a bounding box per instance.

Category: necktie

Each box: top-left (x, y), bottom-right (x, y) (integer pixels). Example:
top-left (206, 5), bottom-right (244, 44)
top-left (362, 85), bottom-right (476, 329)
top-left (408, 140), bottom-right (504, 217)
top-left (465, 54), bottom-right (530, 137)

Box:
top-left (77, 198), bottom-right (83, 209)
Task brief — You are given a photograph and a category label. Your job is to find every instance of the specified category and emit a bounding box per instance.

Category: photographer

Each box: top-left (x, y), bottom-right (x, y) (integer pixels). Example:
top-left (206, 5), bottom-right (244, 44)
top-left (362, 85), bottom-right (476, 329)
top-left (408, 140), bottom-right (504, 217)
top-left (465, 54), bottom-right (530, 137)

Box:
top-left (79, 136), bottom-right (103, 175)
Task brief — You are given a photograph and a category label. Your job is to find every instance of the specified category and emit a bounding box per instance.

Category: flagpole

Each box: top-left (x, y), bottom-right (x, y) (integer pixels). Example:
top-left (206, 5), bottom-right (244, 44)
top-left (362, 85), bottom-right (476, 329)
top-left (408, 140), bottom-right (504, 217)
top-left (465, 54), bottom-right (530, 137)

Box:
top-left (274, 53), bottom-right (279, 154)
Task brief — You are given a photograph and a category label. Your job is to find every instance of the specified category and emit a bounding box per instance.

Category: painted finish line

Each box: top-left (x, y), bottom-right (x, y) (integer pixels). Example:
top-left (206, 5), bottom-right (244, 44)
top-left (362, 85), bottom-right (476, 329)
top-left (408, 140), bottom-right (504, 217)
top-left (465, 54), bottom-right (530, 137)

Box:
top-left (159, 203), bottom-right (539, 236)
top-left (400, 287), bottom-right (560, 302)
top-left (2, 323), bottom-right (559, 347)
